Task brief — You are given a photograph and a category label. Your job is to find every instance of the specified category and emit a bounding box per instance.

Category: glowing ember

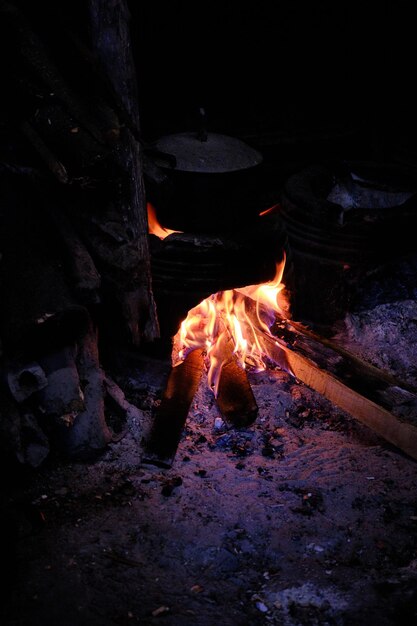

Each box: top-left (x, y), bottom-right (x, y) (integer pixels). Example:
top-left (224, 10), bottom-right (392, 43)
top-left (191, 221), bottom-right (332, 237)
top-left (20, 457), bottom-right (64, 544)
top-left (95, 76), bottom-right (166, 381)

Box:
top-left (259, 203), bottom-right (281, 217)
top-left (174, 255), bottom-right (292, 396)
top-left (147, 202), bottom-right (182, 239)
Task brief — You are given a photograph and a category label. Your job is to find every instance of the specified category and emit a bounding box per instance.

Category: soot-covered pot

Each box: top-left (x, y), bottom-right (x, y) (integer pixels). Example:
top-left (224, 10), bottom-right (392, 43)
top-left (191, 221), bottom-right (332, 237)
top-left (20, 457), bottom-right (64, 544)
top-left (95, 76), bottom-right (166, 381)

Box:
top-left (146, 128), bottom-right (264, 233)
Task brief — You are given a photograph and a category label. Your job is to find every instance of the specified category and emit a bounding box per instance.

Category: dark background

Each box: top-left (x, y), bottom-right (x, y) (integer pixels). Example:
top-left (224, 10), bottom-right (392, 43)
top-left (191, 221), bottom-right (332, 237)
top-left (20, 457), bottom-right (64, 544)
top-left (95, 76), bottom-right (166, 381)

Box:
top-left (129, 0), bottom-right (414, 162)
top-left (1, 1), bottom-right (415, 165)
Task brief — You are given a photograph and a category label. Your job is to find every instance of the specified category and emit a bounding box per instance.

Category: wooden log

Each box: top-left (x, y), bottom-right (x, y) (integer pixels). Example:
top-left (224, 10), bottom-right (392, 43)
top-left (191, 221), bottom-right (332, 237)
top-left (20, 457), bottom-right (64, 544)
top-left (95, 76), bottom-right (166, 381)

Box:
top-left (273, 319), bottom-right (417, 408)
top-left (215, 334), bottom-right (258, 427)
top-left (89, 0), bottom-right (159, 344)
top-left (142, 349), bottom-right (204, 468)
top-left (257, 322), bottom-right (417, 461)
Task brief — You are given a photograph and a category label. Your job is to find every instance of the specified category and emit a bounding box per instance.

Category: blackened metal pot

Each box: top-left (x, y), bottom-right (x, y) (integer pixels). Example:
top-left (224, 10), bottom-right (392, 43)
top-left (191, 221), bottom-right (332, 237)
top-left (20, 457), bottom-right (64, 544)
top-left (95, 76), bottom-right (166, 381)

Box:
top-left (146, 130), bottom-right (264, 233)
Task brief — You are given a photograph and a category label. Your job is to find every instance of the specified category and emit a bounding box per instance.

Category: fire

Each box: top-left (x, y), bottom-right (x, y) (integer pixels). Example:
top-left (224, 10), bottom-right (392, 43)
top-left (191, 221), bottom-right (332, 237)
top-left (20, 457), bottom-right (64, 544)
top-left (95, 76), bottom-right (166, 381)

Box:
top-left (147, 202), bottom-right (182, 239)
top-left (174, 255), bottom-right (292, 396)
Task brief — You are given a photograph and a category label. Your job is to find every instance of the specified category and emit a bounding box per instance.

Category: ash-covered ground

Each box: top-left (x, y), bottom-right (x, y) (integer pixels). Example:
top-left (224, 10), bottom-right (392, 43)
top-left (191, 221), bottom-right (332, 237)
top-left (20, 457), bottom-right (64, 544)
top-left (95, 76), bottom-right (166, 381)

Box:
top-left (2, 297), bottom-right (417, 626)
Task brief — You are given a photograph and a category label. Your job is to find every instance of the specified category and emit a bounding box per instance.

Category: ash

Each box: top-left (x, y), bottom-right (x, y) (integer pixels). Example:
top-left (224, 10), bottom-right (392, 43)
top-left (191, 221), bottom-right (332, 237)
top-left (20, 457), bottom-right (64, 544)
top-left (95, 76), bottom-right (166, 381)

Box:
top-left (2, 302), bottom-right (417, 626)
top-left (334, 300), bottom-right (417, 388)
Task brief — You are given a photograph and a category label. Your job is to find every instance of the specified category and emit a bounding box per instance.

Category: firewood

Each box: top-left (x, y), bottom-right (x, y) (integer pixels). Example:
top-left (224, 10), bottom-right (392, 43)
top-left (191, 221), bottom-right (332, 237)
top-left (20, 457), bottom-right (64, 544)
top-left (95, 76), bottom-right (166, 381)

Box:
top-left (256, 321), bottom-right (417, 461)
top-left (142, 349), bottom-right (204, 468)
top-left (215, 335), bottom-right (258, 427)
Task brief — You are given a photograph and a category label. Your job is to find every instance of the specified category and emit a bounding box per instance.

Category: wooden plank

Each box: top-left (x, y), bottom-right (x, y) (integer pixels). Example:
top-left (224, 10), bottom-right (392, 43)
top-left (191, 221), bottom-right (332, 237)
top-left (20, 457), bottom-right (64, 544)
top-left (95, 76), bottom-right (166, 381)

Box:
top-left (272, 319), bottom-right (417, 416)
top-left (283, 319), bottom-right (417, 394)
top-left (142, 349), bottom-right (204, 468)
top-left (259, 329), bottom-right (417, 461)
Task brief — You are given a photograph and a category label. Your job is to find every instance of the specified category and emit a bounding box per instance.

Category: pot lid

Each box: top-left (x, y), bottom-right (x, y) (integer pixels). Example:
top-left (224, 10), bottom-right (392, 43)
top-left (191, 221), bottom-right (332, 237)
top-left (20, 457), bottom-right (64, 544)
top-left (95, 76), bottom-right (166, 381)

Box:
top-left (153, 131), bottom-right (263, 174)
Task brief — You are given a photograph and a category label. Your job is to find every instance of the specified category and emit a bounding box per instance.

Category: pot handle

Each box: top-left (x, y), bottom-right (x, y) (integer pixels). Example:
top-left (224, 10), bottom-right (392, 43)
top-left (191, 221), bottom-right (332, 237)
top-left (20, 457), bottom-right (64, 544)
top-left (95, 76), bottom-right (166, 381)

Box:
top-left (144, 147), bottom-right (177, 169)
top-left (197, 107), bottom-right (208, 142)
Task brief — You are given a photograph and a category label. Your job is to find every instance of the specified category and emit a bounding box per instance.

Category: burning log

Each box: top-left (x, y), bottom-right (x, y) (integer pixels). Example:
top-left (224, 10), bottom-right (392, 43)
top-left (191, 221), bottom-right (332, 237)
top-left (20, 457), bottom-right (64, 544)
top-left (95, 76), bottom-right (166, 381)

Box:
top-left (216, 359), bottom-right (258, 427)
top-left (212, 332), bottom-right (258, 428)
top-left (168, 249), bottom-right (417, 462)
top-left (142, 349), bottom-right (204, 468)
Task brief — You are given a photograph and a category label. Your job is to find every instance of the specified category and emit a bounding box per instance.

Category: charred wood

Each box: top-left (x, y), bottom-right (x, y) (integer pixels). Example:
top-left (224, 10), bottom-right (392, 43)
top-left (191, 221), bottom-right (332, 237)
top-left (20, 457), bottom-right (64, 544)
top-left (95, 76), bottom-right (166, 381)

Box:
top-left (215, 334), bottom-right (258, 427)
top-left (143, 349), bottom-right (204, 468)
top-left (254, 316), bottom-right (417, 461)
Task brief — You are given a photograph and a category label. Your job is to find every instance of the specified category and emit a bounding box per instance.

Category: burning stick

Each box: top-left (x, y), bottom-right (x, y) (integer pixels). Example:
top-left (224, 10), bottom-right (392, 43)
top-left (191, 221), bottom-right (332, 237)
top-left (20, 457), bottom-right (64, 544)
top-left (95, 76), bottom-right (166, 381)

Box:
top-left (142, 349), bottom-right (204, 468)
top-left (215, 334), bottom-right (258, 428)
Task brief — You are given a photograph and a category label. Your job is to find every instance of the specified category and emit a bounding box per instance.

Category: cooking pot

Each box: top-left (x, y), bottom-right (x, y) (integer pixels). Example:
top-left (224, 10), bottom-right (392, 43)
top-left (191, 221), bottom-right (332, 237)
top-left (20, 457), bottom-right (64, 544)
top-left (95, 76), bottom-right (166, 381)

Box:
top-left (146, 128), bottom-right (264, 233)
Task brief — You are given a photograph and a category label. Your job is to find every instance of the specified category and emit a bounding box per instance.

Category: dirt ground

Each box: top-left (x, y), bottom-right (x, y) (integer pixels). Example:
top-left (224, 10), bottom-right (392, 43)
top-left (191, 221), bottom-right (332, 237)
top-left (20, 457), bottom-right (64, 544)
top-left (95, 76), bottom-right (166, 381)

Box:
top-left (2, 296), bottom-right (417, 626)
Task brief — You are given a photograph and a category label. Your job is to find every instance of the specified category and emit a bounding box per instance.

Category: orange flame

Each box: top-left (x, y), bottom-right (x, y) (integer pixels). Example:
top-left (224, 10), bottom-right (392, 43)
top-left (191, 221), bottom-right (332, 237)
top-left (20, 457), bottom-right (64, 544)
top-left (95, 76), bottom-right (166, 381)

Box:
top-left (147, 202), bottom-right (182, 239)
top-left (174, 255), bottom-right (291, 396)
